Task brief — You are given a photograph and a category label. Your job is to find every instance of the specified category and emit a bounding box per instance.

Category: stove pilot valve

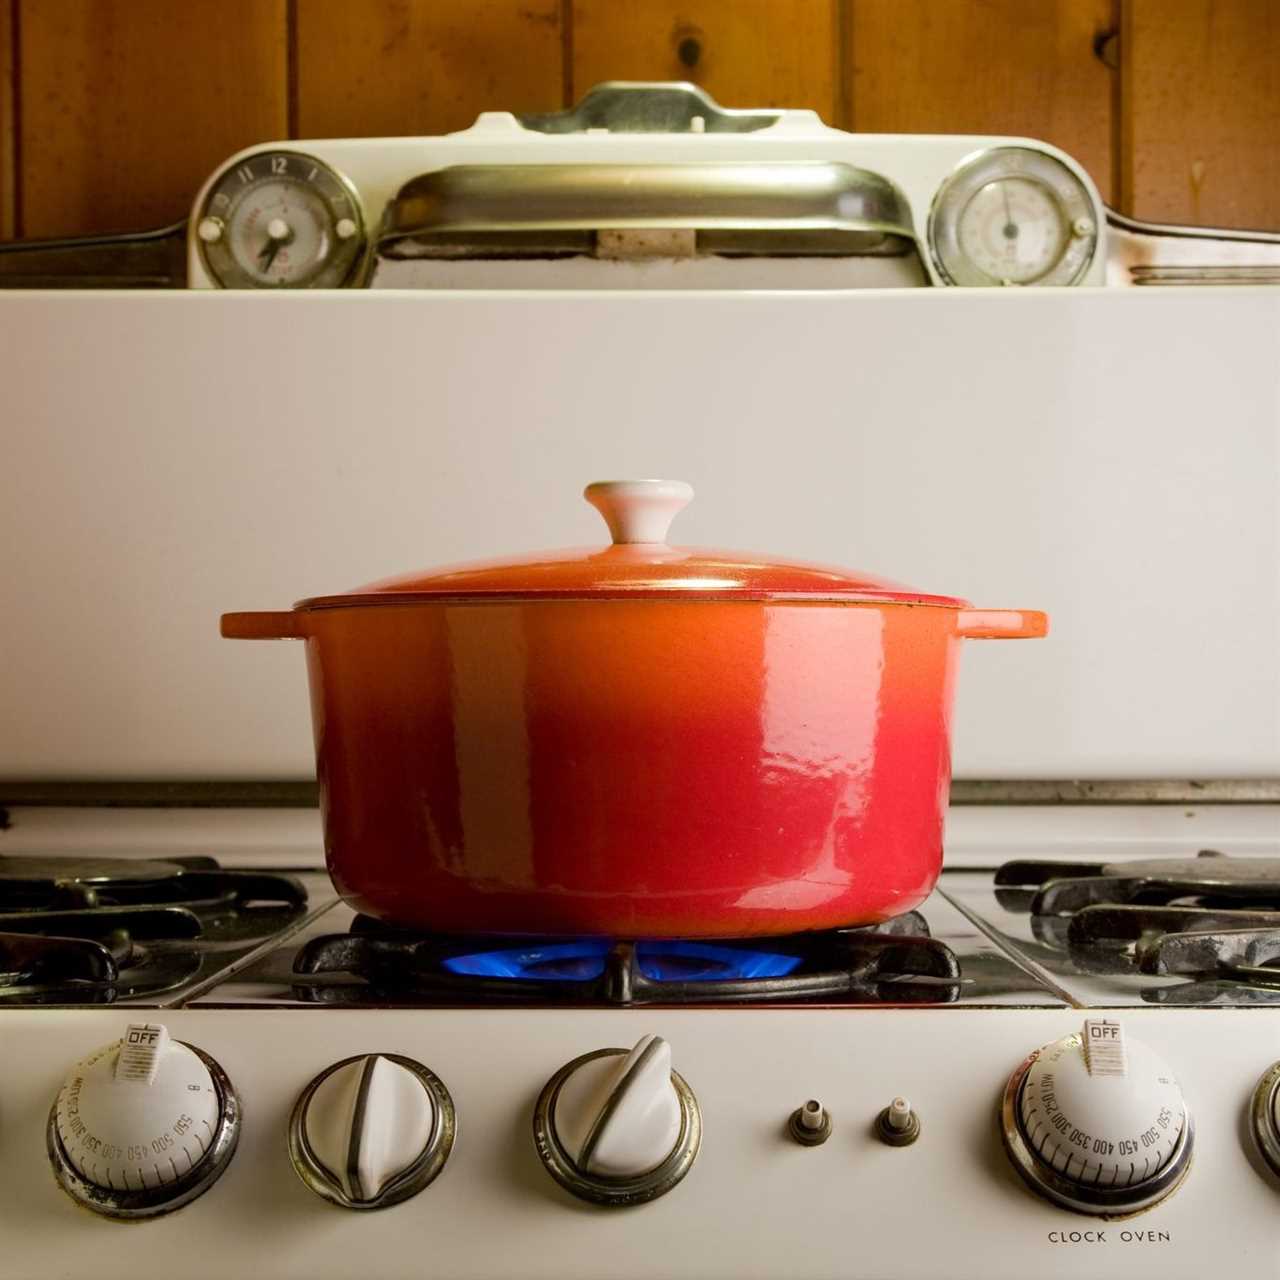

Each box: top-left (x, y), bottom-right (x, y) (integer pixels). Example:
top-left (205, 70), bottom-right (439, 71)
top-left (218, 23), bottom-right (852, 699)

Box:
top-left (874, 1096), bottom-right (920, 1146)
top-left (789, 1098), bottom-right (833, 1146)
top-left (48, 1021), bottom-right (241, 1220)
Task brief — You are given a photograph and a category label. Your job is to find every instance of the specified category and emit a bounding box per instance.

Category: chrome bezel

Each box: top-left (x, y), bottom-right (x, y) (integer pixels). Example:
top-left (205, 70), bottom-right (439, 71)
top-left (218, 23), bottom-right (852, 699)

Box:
top-left (197, 150), bottom-right (368, 290)
top-left (1000, 1047), bottom-right (1193, 1217)
top-left (47, 1043), bottom-right (240, 1221)
top-left (1250, 1061), bottom-right (1280, 1178)
top-left (288, 1053), bottom-right (455, 1210)
top-left (533, 1047), bottom-right (701, 1207)
top-left (929, 146), bottom-right (1098, 287)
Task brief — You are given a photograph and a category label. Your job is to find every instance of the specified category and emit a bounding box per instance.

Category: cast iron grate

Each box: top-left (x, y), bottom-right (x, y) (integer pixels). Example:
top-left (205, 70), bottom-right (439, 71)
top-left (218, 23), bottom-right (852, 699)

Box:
top-left (994, 849), bottom-right (1280, 985)
top-left (293, 911), bottom-right (962, 1006)
top-left (0, 854), bottom-right (307, 1003)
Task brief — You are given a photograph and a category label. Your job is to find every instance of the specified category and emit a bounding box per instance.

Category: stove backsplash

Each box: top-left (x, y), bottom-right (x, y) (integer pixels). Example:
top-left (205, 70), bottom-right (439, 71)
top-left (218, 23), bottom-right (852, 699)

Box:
top-left (2, 288), bottom-right (1277, 781)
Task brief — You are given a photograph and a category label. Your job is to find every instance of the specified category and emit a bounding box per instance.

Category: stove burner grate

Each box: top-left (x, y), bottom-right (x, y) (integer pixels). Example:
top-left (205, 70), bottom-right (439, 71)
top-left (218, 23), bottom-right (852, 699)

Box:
top-left (293, 911), bottom-right (961, 1006)
top-left (995, 849), bottom-right (1280, 986)
top-left (0, 854), bottom-right (307, 1003)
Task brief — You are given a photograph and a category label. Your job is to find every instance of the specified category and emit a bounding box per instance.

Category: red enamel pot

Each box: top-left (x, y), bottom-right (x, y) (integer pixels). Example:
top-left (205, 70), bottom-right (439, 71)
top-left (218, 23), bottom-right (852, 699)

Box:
top-left (223, 480), bottom-right (1046, 938)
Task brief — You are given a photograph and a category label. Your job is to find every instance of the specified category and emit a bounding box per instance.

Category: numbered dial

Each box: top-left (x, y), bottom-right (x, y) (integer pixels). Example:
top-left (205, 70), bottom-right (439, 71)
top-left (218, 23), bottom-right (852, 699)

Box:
top-left (48, 1023), bottom-right (239, 1220)
top-left (289, 1054), bottom-right (456, 1210)
top-left (196, 151), bottom-right (366, 289)
top-left (1001, 1022), bottom-right (1192, 1216)
top-left (930, 147), bottom-right (1098, 287)
top-left (533, 1034), bottom-right (701, 1207)
top-left (1250, 1061), bottom-right (1280, 1179)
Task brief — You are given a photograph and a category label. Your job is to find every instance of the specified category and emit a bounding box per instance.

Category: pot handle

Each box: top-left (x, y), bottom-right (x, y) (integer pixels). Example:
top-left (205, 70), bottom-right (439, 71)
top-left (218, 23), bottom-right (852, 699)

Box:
top-left (221, 611), bottom-right (309, 640)
top-left (955, 609), bottom-right (1048, 640)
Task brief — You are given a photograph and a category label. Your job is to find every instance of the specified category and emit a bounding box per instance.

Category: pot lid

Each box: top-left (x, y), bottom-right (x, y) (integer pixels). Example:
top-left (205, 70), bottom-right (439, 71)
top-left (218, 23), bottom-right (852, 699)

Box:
top-left (296, 481), bottom-right (967, 609)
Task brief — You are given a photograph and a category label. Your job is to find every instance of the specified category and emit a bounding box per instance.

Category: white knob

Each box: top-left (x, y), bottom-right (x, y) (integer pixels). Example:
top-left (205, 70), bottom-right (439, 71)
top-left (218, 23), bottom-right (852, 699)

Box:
top-left (554, 1033), bottom-right (682, 1178)
top-left (50, 1023), bottom-right (239, 1219)
top-left (1003, 1020), bottom-right (1192, 1214)
top-left (267, 217), bottom-right (291, 241)
top-left (290, 1054), bottom-right (455, 1209)
top-left (584, 480), bottom-right (694, 545)
top-left (535, 1034), bottom-right (701, 1206)
top-left (335, 216), bottom-right (358, 240)
top-left (197, 216), bottom-right (223, 243)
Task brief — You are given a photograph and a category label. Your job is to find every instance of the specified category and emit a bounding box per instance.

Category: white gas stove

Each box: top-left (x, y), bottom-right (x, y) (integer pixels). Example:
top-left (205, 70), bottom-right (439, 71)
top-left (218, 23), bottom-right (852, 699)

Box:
top-left (2, 79), bottom-right (1279, 1279)
top-left (0, 803), bottom-right (1278, 1278)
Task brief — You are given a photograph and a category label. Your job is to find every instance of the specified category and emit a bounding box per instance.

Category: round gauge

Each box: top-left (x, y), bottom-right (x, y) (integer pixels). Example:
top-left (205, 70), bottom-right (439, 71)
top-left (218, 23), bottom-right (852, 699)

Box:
top-left (195, 151), bottom-right (366, 289)
top-left (929, 147), bottom-right (1098, 287)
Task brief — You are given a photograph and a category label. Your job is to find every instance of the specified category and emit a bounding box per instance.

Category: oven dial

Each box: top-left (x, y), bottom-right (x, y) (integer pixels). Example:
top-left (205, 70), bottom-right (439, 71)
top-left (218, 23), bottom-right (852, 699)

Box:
top-left (1001, 1020), bottom-right (1192, 1216)
top-left (1250, 1061), bottom-right (1280, 1179)
top-left (288, 1053), bottom-right (455, 1209)
top-left (48, 1023), bottom-right (239, 1220)
top-left (533, 1034), bottom-right (701, 1206)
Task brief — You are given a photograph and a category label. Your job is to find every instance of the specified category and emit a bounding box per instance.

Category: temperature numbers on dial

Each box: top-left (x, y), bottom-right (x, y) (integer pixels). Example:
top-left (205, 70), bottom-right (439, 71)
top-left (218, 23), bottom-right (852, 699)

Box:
top-left (196, 151), bottom-right (367, 290)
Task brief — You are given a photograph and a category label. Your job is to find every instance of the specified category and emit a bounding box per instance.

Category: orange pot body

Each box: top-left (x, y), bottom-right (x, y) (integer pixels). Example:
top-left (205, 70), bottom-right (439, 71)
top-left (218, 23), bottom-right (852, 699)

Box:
top-left (252, 598), bottom-right (1023, 938)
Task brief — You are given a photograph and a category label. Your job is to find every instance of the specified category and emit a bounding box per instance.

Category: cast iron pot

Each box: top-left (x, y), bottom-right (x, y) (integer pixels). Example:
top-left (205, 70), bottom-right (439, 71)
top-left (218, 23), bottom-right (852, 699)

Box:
top-left (223, 480), bottom-right (1046, 938)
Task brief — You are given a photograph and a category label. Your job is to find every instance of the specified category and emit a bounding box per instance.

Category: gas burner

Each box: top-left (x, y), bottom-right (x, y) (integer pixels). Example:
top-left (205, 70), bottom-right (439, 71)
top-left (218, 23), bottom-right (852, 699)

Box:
top-left (0, 855), bottom-right (307, 1003)
top-left (995, 850), bottom-right (1280, 985)
top-left (292, 912), bottom-right (961, 1006)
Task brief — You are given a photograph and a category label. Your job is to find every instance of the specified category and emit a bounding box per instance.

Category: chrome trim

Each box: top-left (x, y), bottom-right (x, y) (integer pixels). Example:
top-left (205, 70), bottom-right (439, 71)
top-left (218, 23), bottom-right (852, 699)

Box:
top-left (1250, 1061), bottom-right (1280, 1178)
top-left (0, 221), bottom-right (187, 288)
top-left (1000, 1047), bottom-right (1193, 1216)
top-left (533, 1047), bottom-right (701, 1207)
top-left (1106, 208), bottom-right (1280, 285)
top-left (950, 779), bottom-right (1280, 805)
top-left (0, 778), bottom-right (1275, 809)
top-left (288, 1053), bottom-right (455, 1210)
top-left (517, 82), bottom-right (785, 135)
top-left (380, 163), bottom-right (918, 260)
top-left (47, 1043), bottom-right (240, 1220)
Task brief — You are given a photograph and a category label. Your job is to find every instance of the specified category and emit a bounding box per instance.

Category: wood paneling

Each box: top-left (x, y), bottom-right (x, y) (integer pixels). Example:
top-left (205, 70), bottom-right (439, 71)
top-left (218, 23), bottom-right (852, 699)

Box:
top-left (1122, 0), bottom-right (1280, 227)
top-left (850, 0), bottom-right (1116, 203)
top-left (5, 0), bottom-right (1280, 240)
top-left (295, 0), bottom-right (563, 141)
top-left (1, 0), bottom-right (14, 238)
top-left (18, 0), bottom-right (286, 237)
top-left (572, 0), bottom-right (840, 122)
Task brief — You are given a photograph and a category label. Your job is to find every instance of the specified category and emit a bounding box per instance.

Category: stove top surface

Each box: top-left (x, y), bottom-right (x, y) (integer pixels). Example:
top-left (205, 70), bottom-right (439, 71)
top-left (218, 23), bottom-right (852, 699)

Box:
top-left (3, 804), bottom-right (1277, 1010)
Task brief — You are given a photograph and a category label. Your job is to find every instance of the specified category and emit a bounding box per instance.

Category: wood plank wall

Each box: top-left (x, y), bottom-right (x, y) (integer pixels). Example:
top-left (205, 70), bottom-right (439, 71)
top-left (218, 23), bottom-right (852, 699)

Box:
top-left (1, 0), bottom-right (1277, 241)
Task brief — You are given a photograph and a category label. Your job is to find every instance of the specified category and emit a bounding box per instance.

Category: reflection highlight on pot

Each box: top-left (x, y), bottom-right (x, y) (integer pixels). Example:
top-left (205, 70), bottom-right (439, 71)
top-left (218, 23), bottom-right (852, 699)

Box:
top-left (443, 939), bottom-right (804, 982)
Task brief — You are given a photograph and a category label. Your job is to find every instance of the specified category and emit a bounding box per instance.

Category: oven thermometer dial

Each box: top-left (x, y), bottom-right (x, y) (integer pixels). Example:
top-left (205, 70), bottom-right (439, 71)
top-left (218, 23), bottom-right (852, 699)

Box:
top-left (47, 1023), bottom-right (240, 1220)
top-left (930, 147), bottom-right (1098, 287)
top-left (1000, 1022), bottom-right (1192, 1216)
top-left (196, 150), bottom-right (366, 289)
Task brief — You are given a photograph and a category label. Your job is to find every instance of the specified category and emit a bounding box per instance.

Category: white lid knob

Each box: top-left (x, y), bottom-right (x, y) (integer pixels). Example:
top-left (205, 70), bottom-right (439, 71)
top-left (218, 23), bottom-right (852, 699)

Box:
top-left (584, 480), bottom-right (693, 546)
top-left (552, 1034), bottom-right (683, 1178)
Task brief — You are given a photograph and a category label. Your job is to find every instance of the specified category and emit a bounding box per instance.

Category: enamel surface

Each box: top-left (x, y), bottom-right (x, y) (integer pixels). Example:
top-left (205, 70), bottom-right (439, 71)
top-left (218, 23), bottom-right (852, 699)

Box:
top-left (307, 599), bottom-right (964, 937)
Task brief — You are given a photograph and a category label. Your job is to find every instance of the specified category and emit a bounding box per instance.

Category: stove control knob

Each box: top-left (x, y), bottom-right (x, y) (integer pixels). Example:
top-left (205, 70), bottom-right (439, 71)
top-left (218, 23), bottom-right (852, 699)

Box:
top-left (1250, 1061), bottom-right (1280, 1179)
top-left (288, 1053), bottom-right (455, 1209)
top-left (533, 1034), bottom-right (701, 1206)
top-left (1001, 1020), bottom-right (1192, 1215)
top-left (48, 1023), bottom-right (239, 1219)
